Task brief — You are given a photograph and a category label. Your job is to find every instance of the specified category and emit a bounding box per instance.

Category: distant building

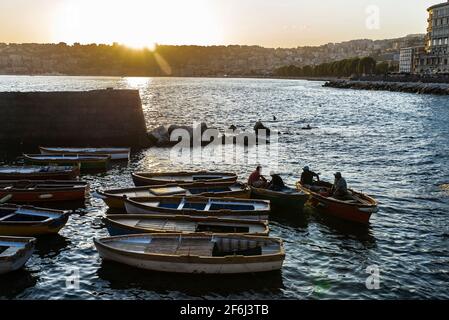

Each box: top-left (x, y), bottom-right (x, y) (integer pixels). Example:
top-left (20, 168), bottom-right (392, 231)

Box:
top-left (415, 1), bottom-right (449, 74)
top-left (399, 47), bottom-right (425, 73)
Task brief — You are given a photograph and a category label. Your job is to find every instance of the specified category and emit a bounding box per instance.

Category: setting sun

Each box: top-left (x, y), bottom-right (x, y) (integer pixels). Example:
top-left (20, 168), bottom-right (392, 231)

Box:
top-left (51, 0), bottom-right (223, 47)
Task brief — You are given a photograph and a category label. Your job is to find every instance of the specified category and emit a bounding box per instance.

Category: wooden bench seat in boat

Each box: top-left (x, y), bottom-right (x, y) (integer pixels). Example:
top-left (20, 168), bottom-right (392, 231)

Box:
top-left (135, 220), bottom-right (197, 232)
top-left (142, 238), bottom-right (214, 256)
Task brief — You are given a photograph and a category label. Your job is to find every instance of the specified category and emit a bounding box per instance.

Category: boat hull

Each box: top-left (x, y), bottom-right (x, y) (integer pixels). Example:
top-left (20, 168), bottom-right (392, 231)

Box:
top-left (24, 155), bottom-right (110, 171)
top-left (40, 147), bottom-right (130, 161)
top-left (0, 237), bottom-right (35, 275)
top-left (308, 197), bottom-right (375, 224)
top-left (250, 187), bottom-right (308, 211)
top-left (132, 172), bottom-right (238, 186)
top-left (297, 182), bottom-right (378, 225)
top-left (105, 215), bottom-right (269, 237)
top-left (0, 189), bottom-right (87, 203)
top-left (96, 246), bottom-right (283, 274)
top-left (0, 166), bottom-right (80, 181)
top-left (0, 215), bottom-right (69, 236)
top-left (0, 181), bottom-right (88, 203)
top-left (123, 199), bottom-right (269, 221)
top-left (94, 235), bottom-right (284, 274)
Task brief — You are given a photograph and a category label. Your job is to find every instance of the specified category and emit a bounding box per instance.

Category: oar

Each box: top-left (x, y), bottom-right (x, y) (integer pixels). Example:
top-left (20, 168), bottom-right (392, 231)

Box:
top-left (0, 194), bottom-right (13, 204)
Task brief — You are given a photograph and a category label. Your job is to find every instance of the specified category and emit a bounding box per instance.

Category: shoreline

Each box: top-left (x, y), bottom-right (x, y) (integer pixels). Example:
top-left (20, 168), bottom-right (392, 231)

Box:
top-left (0, 73), bottom-right (335, 82)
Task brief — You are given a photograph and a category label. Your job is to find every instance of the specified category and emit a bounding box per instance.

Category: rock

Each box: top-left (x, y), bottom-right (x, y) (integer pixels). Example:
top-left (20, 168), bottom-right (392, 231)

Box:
top-left (148, 126), bottom-right (170, 147)
top-left (254, 120), bottom-right (271, 136)
top-left (167, 122), bottom-right (211, 147)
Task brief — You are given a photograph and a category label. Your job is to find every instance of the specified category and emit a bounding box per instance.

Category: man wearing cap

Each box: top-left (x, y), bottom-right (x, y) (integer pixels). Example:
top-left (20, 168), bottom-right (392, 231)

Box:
top-left (331, 172), bottom-right (349, 198)
top-left (300, 166), bottom-right (320, 187)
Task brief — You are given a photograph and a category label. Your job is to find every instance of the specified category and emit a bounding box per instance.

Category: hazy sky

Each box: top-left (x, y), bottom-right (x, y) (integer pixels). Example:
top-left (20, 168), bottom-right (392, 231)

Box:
top-left (0, 0), bottom-right (442, 48)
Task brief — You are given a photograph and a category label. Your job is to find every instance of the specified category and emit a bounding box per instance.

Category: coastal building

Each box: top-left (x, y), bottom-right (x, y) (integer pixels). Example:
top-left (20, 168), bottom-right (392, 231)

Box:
top-left (399, 47), bottom-right (425, 73)
top-left (415, 1), bottom-right (449, 74)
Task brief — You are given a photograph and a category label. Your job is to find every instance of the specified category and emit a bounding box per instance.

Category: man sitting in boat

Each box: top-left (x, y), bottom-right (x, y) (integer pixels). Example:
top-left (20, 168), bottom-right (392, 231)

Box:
top-left (267, 172), bottom-right (286, 191)
top-left (300, 166), bottom-right (320, 187)
top-left (331, 172), bottom-right (349, 199)
top-left (248, 166), bottom-right (268, 188)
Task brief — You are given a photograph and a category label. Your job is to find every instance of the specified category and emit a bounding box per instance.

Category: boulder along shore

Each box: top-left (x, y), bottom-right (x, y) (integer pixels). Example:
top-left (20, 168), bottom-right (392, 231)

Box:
top-left (323, 80), bottom-right (449, 95)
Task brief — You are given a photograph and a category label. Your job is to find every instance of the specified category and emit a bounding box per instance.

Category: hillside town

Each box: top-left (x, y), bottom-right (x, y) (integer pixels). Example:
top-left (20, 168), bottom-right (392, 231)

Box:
top-left (0, 35), bottom-right (424, 77)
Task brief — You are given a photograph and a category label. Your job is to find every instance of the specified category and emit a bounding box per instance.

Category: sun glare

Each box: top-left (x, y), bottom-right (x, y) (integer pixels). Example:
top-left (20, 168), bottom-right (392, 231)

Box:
top-left (52, 0), bottom-right (223, 47)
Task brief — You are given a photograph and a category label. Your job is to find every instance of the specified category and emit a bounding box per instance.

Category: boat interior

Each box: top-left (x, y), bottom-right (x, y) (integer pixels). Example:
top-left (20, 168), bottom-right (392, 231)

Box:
top-left (123, 218), bottom-right (261, 234)
top-left (107, 184), bottom-right (242, 198)
top-left (0, 240), bottom-right (27, 257)
top-left (106, 235), bottom-right (280, 257)
top-left (0, 207), bottom-right (60, 222)
top-left (139, 198), bottom-right (264, 211)
top-left (304, 182), bottom-right (372, 205)
top-left (0, 166), bottom-right (69, 174)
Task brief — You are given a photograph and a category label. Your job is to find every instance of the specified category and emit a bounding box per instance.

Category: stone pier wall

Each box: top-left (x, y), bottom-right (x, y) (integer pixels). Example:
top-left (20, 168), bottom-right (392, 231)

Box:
top-left (323, 80), bottom-right (449, 95)
top-left (0, 89), bottom-right (150, 150)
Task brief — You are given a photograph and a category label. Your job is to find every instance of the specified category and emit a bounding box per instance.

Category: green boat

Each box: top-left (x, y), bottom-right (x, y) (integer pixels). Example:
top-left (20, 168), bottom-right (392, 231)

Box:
top-left (23, 154), bottom-right (110, 171)
top-left (250, 186), bottom-right (309, 211)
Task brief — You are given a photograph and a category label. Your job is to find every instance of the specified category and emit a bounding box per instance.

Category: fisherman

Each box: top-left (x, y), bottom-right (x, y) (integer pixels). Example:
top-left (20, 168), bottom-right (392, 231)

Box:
top-left (248, 165), bottom-right (268, 188)
top-left (331, 172), bottom-right (349, 198)
top-left (267, 172), bottom-right (286, 191)
top-left (300, 166), bottom-right (320, 186)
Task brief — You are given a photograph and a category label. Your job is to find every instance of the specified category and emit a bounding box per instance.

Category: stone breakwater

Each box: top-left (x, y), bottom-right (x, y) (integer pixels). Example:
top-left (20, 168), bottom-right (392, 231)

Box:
top-left (323, 80), bottom-right (449, 95)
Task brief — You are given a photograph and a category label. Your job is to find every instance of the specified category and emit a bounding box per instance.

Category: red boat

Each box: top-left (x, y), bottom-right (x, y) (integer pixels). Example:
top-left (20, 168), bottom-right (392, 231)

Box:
top-left (0, 180), bottom-right (88, 203)
top-left (296, 181), bottom-right (378, 225)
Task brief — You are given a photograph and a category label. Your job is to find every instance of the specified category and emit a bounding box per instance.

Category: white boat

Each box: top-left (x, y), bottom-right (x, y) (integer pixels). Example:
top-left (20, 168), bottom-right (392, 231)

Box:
top-left (132, 171), bottom-right (238, 186)
top-left (96, 182), bottom-right (250, 210)
top-left (0, 237), bottom-right (36, 275)
top-left (94, 233), bottom-right (285, 274)
top-left (124, 196), bottom-right (270, 221)
top-left (39, 147), bottom-right (131, 160)
top-left (105, 214), bottom-right (269, 236)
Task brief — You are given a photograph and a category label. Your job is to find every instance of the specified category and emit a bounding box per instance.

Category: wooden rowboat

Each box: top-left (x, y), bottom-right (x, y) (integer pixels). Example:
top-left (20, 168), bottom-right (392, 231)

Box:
top-left (0, 166), bottom-right (80, 181)
top-left (0, 180), bottom-right (88, 203)
top-left (94, 233), bottom-right (285, 274)
top-left (250, 186), bottom-right (309, 211)
top-left (40, 147), bottom-right (131, 161)
top-left (24, 154), bottom-right (110, 171)
top-left (132, 171), bottom-right (238, 187)
top-left (296, 181), bottom-right (378, 225)
top-left (105, 215), bottom-right (269, 236)
top-left (124, 196), bottom-right (270, 221)
top-left (0, 237), bottom-right (36, 275)
top-left (97, 182), bottom-right (250, 210)
top-left (0, 205), bottom-right (70, 236)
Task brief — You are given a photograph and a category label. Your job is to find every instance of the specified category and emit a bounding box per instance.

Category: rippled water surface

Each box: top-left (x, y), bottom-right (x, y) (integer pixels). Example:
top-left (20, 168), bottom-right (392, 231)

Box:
top-left (0, 76), bottom-right (448, 300)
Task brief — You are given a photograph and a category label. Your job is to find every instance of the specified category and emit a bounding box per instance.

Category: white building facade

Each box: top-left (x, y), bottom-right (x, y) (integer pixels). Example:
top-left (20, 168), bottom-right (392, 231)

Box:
top-left (415, 1), bottom-right (449, 74)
